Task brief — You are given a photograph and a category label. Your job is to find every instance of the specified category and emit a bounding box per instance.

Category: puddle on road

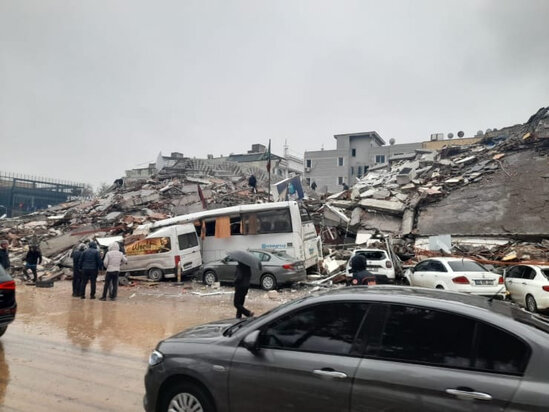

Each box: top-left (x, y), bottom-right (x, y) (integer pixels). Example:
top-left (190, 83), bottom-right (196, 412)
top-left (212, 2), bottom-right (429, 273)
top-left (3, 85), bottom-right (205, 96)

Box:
top-left (10, 280), bottom-right (304, 358)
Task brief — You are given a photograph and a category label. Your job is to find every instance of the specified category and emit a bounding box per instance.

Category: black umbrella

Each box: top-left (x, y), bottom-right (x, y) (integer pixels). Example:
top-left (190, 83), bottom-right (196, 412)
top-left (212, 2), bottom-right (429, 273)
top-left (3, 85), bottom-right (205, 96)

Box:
top-left (227, 250), bottom-right (262, 271)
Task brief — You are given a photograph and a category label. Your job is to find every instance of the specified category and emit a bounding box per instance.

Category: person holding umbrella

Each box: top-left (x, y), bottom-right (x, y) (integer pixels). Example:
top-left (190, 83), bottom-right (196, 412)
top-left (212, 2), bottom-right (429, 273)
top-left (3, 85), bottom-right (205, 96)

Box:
top-left (227, 250), bottom-right (262, 318)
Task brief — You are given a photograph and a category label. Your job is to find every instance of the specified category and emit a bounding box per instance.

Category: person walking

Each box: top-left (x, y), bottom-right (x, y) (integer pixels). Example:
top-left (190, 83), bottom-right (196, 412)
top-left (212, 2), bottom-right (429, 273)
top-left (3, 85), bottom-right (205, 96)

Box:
top-left (248, 174), bottom-right (257, 194)
top-left (311, 181), bottom-right (317, 191)
top-left (100, 242), bottom-right (127, 301)
top-left (78, 241), bottom-right (102, 299)
top-left (70, 243), bottom-right (86, 297)
top-left (234, 262), bottom-right (254, 318)
top-left (24, 245), bottom-right (42, 283)
top-left (0, 240), bottom-right (10, 272)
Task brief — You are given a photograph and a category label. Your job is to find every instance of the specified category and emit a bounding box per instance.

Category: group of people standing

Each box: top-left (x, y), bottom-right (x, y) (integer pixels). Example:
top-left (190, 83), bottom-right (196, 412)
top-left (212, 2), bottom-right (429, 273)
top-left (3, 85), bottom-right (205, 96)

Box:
top-left (71, 241), bottom-right (127, 300)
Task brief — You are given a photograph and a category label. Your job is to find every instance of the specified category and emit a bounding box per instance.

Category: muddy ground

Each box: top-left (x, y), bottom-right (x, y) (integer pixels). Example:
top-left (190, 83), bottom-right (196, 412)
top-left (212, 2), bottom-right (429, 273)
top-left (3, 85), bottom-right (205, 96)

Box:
top-left (0, 277), bottom-right (313, 411)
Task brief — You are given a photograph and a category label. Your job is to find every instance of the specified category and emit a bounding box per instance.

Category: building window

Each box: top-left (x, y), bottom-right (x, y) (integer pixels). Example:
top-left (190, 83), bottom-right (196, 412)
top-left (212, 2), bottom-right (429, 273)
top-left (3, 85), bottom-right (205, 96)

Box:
top-left (306, 178), bottom-right (311, 185)
top-left (306, 159), bottom-right (312, 168)
top-left (338, 177), bottom-right (343, 185)
top-left (375, 155), bottom-right (385, 164)
top-left (338, 157), bottom-right (344, 166)
top-left (358, 166), bottom-right (362, 177)
top-left (351, 148), bottom-right (356, 157)
top-left (351, 167), bottom-right (354, 175)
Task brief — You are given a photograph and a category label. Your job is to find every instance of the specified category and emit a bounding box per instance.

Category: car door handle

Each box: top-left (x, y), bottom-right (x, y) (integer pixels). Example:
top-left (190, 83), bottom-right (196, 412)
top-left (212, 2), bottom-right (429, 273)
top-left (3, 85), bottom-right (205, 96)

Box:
top-left (446, 388), bottom-right (492, 401)
top-left (313, 369), bottom-right (347, 379)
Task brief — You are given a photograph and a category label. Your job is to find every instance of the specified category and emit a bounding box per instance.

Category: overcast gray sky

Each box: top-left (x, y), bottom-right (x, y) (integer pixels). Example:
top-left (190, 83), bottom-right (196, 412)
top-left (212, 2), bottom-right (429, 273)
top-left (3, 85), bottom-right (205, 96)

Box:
top-left (1, 0), bottom-right (548, 188)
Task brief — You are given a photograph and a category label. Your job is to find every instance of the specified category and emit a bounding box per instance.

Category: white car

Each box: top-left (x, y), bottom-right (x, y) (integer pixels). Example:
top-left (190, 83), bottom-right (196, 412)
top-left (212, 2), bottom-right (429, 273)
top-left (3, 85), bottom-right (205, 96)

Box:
top-left (345, 249), bottom-right (395, 281)
top-left (504, 265), bottom-right (549, 313)
top-left (406, 257), bottom-right (505, 297)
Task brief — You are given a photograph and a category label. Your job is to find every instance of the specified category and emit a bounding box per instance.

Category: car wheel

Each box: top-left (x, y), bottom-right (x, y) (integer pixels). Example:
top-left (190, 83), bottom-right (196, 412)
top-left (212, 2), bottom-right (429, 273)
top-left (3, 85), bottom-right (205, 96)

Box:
top-left (203, 270), bottom-right (217, 286)
top-left (526, 295), bottom-right (538, 313)
top-left (160, 382), bottom-right (215, 412)
top-left (260, 274), bottom-right (277, 291)
top-left (0, 325), bottom-right (7, 338)
top-left (147, 268), bottom-right (164, 282)
top-left (435, 285), bottom-right (445, 290)
top-left (118, 275), bottom-right (130, 286)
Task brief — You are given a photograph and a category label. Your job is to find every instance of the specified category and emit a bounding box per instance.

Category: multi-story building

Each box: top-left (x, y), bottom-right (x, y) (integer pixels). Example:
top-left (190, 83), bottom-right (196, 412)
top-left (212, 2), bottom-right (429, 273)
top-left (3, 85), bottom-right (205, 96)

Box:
top-left (304, 132), bottom-right (422, 193)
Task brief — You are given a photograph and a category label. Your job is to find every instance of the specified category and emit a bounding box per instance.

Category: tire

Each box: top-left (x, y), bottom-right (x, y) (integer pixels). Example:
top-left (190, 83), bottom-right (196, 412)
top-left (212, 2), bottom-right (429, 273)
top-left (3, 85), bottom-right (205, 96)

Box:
top-left (147, 268), bottom-right (164, 282)
top-left (160, 382), bottom-right (215, 412)
top-left (203, 270), bottom-right (217, 286)
top-left (435, 285), bottom-right (444, 290)
top-left (526, 295), bottom-right (538, 313)
top-left (118, 275), bottom-right (130, 286)
top-left (0, 325), bottom-right (7, 338)
top-left (260, 274), bottom-right (277, 291)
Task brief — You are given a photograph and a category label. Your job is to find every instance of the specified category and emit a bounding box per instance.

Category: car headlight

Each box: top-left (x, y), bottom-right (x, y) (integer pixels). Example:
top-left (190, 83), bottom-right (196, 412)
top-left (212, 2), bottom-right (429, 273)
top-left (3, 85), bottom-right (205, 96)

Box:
top-left (149, 350), bottom-right (164, 367)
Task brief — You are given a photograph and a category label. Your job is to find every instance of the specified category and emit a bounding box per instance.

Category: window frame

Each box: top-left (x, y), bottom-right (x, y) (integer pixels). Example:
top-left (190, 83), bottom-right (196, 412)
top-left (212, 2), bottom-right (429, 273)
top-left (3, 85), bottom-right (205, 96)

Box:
top-left (359, 302), bottom-right (532, 377)
top-left (338, 157), bottom-right (344, 167)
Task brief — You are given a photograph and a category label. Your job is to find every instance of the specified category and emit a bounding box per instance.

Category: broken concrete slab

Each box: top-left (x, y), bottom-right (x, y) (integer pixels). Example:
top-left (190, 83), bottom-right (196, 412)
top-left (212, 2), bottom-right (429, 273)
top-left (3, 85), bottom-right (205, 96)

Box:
top-left (358, 198), bottom-right (406, 215)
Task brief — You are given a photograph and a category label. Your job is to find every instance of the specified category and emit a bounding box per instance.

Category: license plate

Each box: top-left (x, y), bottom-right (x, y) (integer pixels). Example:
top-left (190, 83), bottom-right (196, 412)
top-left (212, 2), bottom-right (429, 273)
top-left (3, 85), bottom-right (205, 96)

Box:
top-left (474, 279), bottom-right (493, 286)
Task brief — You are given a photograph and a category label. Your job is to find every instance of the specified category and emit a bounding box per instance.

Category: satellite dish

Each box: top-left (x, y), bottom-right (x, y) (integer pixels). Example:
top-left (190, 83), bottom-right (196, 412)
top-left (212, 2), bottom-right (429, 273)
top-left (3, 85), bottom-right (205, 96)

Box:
top-left (457, 131), bottom-right (464, 138)
top-left (447, 133), bottom-right (454, 139)
top-left (389, 138), bottom-right (396, 145)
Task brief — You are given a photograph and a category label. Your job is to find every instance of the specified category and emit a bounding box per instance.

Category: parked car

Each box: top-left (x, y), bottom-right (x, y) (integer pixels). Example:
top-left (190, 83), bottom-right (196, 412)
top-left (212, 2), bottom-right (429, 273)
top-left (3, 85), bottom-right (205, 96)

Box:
top-left (0, 265), bottom-right (16, 337)
top-left (144, 286), bottom-right (549, 412)
top-left (198, 249), bottom-right (306, 290)
top-left (345, 248), bottom-right (395, 281)
top-left (405, 257), bottom-right (506, 297)
top-left (504, 265), bottom-right (549, 313)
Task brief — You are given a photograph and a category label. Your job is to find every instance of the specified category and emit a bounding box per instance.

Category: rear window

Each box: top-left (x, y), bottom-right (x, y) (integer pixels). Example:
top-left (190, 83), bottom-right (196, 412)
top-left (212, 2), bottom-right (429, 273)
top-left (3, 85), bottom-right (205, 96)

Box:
top-left (448, 260), bottom-right (486, 272)
top-left (0, 265), bottom-right (11, 282)
top-left (541, 269), bottom-right (549, 280)
top-left (178, 233), bottom-right (198, 250)
top-left (270, 251), bottom-right (294, 260)
top-left (356, 250), bottom-right (387, 261)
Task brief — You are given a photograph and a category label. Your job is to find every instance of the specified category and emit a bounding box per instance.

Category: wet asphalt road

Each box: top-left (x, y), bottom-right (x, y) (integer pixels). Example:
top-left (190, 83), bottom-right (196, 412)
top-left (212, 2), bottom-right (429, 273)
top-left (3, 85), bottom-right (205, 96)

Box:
top-left (0, 279), bottom-right (288, 411)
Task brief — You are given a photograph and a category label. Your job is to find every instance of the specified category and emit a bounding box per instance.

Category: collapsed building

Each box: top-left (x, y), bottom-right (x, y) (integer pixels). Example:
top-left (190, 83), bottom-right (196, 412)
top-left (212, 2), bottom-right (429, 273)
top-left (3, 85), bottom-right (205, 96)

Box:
top-left (318, 107), bottom-right (549, 267)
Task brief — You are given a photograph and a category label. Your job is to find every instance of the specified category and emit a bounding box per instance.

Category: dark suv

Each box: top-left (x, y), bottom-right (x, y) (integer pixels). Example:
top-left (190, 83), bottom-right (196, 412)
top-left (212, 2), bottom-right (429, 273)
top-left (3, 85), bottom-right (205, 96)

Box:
top-left (144, 286), bottom-right (549, 412)
top-left (0, 265), bottom-right (16, 337)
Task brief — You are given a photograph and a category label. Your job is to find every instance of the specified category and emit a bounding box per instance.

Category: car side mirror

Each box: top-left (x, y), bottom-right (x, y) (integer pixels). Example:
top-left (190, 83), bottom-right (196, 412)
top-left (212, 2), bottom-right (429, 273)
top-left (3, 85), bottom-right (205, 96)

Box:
top-left (241, 330), bottom-right (260, 354)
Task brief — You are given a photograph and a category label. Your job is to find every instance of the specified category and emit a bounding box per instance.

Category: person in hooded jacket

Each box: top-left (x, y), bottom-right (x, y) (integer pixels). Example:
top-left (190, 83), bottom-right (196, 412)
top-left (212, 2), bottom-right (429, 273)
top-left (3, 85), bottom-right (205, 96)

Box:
top-left (24, 245), bottom-right (42, 283)
top-left (233, 262), bottom-right (254, 318)
top-left (100, 242), bottom-right (127, 301)
top-left (70, 243), bottom-right (86, 297)
top-left (78, 241), bottom-right (103, 299)
top-left (349, 253), bottom-right (374, 285)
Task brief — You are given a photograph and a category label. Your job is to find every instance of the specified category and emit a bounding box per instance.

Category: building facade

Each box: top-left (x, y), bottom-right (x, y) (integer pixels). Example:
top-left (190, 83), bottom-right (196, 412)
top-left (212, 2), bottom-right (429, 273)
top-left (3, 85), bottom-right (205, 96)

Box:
top-left (304, 132), bottom-right (423, 193)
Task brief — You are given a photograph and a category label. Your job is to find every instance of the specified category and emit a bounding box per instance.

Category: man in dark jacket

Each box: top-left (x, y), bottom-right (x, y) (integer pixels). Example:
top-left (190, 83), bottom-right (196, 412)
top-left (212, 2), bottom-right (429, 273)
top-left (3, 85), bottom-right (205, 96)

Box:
top-left (234, 263), bottom-right (254, 318)
top-left (0, 240), bottom-right (9, 271)
top-left (24, 245), bottom-right (42, 283)
top-left (70, 243), bottom-right (86, 297)
top-left (78, 242), bottom-right (103, 299)
top-left (248, 175), bottom-right (257, 194)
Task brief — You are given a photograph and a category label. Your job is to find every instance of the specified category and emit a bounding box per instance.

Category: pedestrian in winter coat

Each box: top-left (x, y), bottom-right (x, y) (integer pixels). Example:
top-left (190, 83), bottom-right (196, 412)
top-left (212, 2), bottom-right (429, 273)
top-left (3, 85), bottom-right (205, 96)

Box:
top-left (0, 240), bottom-right (9, 271)
top-left (24, 245), bottom-right (42, 282)
top-left (78, 241), bottom-right (103, 299)
top-left (70, 243), bottom-right (86, 297)
top-left (233, 263), bottom-right (254, 318)
top-left (248, 175), bottom-right (257, 194)
top-left (100, 242), bottom-right (127, 301)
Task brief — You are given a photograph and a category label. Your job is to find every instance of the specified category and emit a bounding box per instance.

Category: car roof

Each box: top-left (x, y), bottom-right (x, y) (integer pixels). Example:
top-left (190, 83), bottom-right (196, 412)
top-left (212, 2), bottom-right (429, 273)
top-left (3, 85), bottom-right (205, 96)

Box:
top-left (293, 286), bottom-right (549, 335)
top-left (425, 257), bottom-right (476, 262)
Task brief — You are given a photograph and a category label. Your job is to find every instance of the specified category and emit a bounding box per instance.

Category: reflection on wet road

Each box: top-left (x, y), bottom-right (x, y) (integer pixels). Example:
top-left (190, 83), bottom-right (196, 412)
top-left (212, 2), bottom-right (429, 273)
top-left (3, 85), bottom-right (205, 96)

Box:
top-left (0, 281), bottom-right (284, 411)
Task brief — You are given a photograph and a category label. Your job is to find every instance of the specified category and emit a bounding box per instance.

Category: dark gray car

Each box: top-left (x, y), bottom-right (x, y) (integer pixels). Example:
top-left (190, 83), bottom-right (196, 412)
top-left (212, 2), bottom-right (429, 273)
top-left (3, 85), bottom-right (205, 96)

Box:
top-left (198, 249), bottom-right (306, 290)
top-left (144, 286), bottom-right (549, 412)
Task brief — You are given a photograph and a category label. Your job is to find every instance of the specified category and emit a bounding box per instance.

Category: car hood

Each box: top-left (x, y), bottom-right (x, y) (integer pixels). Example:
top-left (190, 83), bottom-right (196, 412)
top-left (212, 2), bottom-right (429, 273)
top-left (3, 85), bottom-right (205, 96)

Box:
top-left (167, 318), bottom-right (242, 340)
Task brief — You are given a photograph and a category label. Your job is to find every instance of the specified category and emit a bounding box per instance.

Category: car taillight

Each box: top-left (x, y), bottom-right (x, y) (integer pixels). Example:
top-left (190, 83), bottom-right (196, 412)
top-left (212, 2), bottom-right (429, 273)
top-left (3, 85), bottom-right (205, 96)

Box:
top-left (385, 261), bottom-right (393, 268)
top-left (174, 255), bottom-right (181, 266)
top-left (542, 286), bottom-right (549, 292)
top-left (498, 276), bottom-right (504, 284)
top-left (0, 280), bottom-right (15, 290)
top-left (282, 264), bottom-right (295, 270)
top-left (452, 276), bottom-right (470, 285)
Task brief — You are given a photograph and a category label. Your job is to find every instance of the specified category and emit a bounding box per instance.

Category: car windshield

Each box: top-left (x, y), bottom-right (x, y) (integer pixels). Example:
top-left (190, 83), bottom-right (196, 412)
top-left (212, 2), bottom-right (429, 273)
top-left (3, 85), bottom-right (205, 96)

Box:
top-left (356, 250), bottom-right (386, 260)
top-left (448, 260), bottom-right (487, 272)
